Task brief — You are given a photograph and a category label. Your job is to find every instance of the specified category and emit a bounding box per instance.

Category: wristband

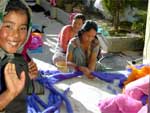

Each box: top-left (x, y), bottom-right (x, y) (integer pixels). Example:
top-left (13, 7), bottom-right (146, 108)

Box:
top-left (75, 66), bottom-right (79, 71)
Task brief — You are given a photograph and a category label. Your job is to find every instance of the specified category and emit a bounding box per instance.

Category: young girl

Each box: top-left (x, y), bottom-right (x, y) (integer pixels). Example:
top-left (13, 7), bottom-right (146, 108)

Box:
top-left (66, 20), bottom-right (100, 79)
top-left (0, 0), bottom-right (37, 112)
top-left (52, 13), bottom-right (86, 65)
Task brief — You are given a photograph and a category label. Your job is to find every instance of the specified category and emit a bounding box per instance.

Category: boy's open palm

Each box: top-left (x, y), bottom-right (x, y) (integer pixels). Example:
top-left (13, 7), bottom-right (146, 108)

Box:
top-left (4, 63), bottom-right (25, 97)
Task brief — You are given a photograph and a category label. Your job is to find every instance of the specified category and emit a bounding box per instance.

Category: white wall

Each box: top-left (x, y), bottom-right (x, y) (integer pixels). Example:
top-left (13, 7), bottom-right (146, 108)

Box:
top-left (143, 0), bottom-right (150, 64)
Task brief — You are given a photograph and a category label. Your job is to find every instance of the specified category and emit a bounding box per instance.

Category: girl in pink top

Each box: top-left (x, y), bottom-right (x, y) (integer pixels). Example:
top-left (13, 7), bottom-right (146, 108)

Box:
top-left (52, 13), bottom-right (86, 64)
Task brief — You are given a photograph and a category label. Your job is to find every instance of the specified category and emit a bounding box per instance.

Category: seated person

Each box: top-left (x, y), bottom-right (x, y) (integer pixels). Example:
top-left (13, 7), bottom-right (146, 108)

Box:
top-left (52, 13), bottom-right (86, 65)
top-left (0, 0), bottom-right (37, 112)
top-left (66, 20), bottom-right (101, 79)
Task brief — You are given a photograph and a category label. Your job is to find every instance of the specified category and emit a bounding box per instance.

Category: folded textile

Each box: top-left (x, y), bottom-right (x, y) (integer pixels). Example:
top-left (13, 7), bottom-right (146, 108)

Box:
top-left (124, 75), bottom-right (149, 100)
top-left (39, 70), bottom-right (83, 84)
top-left (39, 70), bottom-right (127, 87)
top-left (27, 79), bottom-right (72, 113)
top-left (92, 71), bottom-right (127, 88)
top-left (98, 94), bottom-right (142, 113)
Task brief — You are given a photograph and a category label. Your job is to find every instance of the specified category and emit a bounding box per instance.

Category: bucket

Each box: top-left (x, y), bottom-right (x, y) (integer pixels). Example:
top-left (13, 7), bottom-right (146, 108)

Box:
top-left (56, 61), bottom-right (68, 73)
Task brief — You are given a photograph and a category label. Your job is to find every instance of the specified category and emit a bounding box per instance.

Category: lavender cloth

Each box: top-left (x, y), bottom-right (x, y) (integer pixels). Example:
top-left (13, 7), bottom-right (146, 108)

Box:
top-left (124, 75), bottom-right (149, 105)
top-left (92, 71), bottom-right (127, 88)
top-left (39, 70), bottom-right (127, 87)
top-left (98, 94), bottom-right (143, 113)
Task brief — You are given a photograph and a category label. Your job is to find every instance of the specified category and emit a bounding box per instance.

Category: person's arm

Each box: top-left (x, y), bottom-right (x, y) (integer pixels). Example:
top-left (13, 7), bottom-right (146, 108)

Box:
top-left (79, 45), bottom-right (100, 79)
top-left (59, 26), bottom-right (71, 52)
top-left (81, 52), bottom-right (97, 79)
top-left (66, 38), bottom-right (78, 68)
top-left (0, 90), bottom-right (15, 110)
top-left (88, 52), bottom-right (98, 71)
top-left (66, 41), bottom-right (93, 79)
top-left (0, 63), bottom-right (25, 110)
top-left (66, 45), bottom-right (77, 69)
top-left (66, 49), bottom-right (73, 62)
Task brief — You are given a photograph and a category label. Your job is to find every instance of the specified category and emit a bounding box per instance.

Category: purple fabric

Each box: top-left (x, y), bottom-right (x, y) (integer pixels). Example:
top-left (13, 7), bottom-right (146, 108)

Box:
top-left (50, 71), bottom-right (82, 80)
top-left (28, 65), bottom-right (148, 113)
top-left (36, 78), bottom-right (73, 113)
top-left (39, 70), bottom-right (127, 87)
top-left (140, 95), bottom-right (148, 105)
top-left (28, 96), bottom-right (41, 112)
top-left (39, 70), bottom-right (83, 84)
top-left (32, 93), bottom-right (48, 109)
top-left (27, 84), bottom-right (72, 113)
top-left (92, 71), bottom-right (127, 88)
top-left (28, 36), bottom-right (43, 50)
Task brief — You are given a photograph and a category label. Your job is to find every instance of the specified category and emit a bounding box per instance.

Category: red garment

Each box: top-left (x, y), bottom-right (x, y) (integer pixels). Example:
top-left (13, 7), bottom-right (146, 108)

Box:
top-left (69, 13), bottom-right (77, 23)
top-left (58, 25), bottom-right (73, 53)
top-left (22, 34), bottom-right (32, 61)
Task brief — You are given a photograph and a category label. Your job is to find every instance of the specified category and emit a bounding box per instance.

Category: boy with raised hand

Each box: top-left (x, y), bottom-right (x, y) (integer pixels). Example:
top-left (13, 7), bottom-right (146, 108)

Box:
top-left (0, 0), bottom-right (37, 112)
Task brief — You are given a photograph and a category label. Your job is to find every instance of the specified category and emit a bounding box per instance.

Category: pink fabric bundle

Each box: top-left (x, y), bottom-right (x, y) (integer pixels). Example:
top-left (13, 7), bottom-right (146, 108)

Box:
top-left (98, 94), bottom-right (142, 113)
top-left (124, 75), bottom-right (149, 100)
top-left (28, 35), bottom-right (43, 50)
top-left (98, 75), bottom-right (150, 113)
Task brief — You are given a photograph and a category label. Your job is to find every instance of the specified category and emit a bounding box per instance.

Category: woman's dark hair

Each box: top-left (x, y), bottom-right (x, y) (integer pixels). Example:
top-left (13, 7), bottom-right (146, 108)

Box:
top-left (5, 0), bottom-right (30, 29)
top-left (73, 13), bottom-right (86, 23)
top-left (78, 20), bottom-right (98, 38)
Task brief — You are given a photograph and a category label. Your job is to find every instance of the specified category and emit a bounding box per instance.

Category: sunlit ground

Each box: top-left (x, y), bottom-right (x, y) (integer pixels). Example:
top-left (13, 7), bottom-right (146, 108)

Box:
top-left (55, 77), bottom-right (116, 113)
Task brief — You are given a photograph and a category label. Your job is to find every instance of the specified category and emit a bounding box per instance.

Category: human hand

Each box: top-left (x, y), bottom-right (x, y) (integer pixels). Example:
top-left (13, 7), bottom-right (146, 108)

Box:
top-left (66, 61), bottom-right (77, 68)
top-left (85, 74), bottom-right (95, 79)
top-left (28, 61), bottom-right (38, 80)
top-left (4, 63), bottom-right (26, 97)
top-left (78, 66), bottom-right (95, 79)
